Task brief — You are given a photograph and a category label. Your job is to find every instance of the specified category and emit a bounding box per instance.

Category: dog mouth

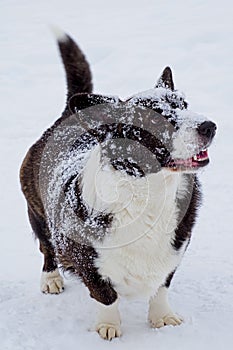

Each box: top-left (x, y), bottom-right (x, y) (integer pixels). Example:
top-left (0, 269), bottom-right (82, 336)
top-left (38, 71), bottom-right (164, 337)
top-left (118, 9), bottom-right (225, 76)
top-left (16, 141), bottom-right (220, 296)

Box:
top-left (166, 149), bottom-right (209, 171)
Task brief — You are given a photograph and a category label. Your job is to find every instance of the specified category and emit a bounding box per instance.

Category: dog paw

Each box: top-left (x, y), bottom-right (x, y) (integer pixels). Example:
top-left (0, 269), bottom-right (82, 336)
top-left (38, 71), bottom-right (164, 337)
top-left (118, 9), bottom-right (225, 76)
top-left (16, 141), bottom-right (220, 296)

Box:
top-left (40, 269), bottom-right (64, 294)
top-left (96, 323), bottom-right (122, 340)
top-left (149, 313), bottom-right (183, 329)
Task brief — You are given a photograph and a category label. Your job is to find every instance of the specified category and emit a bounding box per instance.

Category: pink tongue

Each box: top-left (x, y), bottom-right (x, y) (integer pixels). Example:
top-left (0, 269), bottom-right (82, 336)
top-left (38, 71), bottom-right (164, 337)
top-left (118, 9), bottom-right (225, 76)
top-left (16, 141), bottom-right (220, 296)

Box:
top-left (168, 149), bottom-right (209, 168)
top-left (196, 150), bottom-right (208, 160)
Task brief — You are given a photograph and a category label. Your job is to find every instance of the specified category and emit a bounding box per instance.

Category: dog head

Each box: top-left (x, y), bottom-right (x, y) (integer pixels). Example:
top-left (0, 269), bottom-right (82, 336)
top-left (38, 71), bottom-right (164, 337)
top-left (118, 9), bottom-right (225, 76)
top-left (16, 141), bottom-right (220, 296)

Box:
top-left (128, 66), bottom-right (217, 172)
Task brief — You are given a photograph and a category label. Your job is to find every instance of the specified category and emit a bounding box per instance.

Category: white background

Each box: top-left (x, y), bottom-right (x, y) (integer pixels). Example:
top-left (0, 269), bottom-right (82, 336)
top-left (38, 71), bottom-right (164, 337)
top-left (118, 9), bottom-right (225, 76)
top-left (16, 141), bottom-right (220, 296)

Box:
top-left (1, 0), bottom-right (233, 349)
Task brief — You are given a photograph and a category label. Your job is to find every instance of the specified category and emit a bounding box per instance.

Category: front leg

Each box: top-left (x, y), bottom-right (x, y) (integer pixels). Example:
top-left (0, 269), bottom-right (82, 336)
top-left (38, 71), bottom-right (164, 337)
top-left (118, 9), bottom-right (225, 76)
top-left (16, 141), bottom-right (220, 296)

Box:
top-left (148, 286), bottom-right (183, 328)
top-left (84, 275), bottom-right (121, 340)
top-left (95, 298), bottom-right (121, 340)
top-left (62, 242), bottom-right (121, 340)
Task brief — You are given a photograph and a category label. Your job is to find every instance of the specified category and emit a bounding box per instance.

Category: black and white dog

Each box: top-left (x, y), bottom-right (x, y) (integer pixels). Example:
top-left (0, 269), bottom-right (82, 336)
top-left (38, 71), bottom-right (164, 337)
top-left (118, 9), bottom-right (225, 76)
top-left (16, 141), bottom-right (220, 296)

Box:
top-left (20, 30), bottom-right (216, 340)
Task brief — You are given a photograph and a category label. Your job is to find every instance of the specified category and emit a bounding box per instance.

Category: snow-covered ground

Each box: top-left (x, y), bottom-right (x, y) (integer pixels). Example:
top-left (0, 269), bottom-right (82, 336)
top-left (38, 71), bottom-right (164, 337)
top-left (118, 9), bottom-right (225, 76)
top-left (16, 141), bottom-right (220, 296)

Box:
top-left (1, 0), bottom-right (233, 349)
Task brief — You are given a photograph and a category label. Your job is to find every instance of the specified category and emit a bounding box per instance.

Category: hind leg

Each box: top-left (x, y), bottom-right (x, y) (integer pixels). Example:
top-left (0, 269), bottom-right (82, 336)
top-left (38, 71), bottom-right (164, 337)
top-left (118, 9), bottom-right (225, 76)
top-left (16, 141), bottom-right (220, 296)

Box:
top-left (39, 241), bottom-right (64, 294)
top-left (28, 207), bottom-right (64, 294)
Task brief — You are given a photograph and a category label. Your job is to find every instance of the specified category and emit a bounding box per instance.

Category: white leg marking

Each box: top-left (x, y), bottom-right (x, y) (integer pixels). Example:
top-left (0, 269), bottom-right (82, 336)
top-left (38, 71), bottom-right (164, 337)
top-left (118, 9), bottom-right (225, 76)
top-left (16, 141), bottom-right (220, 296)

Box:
top-left (95, 299), bottom-right (121, 340)
top-left (148, 286), bottom-right (183, 328)
top-left (40, 268), bottom-right (64, 294)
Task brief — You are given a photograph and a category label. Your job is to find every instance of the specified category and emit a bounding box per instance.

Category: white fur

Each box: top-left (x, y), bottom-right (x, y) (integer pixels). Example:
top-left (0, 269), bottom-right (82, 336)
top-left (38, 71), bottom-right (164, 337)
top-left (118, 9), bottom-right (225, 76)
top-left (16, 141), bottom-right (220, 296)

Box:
top-left (81, 145), bottom-right (188, 299)
top-left (148, 286), bottom-right (183, 328)
top-left (171, 110), bottom-right (210, 160)
top-left (95, 299), bottom-right (121, 340)
top-left (40, 268), bottom-right (64, 294)
top-left (172, 126), bottom-right (200, 159)
top-left (50, 25), bottom-right (68, 43)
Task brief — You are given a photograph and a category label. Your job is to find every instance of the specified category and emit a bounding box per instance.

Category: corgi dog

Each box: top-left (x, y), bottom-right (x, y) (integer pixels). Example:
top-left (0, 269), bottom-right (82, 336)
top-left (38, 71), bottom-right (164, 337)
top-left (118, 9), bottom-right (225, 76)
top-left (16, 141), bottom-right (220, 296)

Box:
top-left (20, 30), bottom-right (216, 340)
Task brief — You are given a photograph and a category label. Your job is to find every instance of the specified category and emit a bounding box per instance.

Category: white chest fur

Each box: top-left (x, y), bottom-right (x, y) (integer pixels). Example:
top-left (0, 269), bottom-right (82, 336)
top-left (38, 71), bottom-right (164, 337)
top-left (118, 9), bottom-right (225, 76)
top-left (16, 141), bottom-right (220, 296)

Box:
top-left (81, 146), bottom-right (188, 299)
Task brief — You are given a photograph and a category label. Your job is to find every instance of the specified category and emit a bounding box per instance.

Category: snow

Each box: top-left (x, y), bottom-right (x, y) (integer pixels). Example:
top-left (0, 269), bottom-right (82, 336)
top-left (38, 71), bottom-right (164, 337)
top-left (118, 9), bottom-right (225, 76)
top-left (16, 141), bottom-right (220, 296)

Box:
top-left (1, 0), bottom-right (233, 349)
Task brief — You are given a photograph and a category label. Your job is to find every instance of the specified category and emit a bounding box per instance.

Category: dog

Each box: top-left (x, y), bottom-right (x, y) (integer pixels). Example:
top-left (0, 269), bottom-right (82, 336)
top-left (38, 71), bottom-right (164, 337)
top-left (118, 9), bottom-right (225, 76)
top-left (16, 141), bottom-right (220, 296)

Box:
top-left (20, 30), bottom-right (216, 340)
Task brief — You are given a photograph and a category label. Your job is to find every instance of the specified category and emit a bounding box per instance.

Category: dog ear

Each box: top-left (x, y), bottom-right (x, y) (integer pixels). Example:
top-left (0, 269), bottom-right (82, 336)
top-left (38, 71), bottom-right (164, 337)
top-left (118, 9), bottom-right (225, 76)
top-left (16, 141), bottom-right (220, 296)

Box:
top-left (156, 66), bottom-right (174, 90)
top-left (69, 93), bottom-right (119, 113)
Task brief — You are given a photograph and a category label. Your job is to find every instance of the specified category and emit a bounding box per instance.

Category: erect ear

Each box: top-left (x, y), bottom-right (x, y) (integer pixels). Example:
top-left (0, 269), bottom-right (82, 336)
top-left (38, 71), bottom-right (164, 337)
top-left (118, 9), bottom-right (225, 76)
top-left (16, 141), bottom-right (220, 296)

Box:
top-left (68, 93), bottom-right (120, 114)
top-left (155, 66), bottom-right (174, 91)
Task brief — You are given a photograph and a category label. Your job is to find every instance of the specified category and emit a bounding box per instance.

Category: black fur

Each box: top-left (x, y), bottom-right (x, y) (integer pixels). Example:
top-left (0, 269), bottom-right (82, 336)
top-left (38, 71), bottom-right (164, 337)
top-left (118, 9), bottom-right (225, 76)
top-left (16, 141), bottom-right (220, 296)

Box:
top-left (173, 175), bottom-right (202, 250)
top-left (56, 236), bottom-right (117, 305)
top-left (58, 35), bottom-right (93, 100)
top-left (156, 66), bottom-right (175, 90)
top-left (164, 270), bottom-right (176, 288)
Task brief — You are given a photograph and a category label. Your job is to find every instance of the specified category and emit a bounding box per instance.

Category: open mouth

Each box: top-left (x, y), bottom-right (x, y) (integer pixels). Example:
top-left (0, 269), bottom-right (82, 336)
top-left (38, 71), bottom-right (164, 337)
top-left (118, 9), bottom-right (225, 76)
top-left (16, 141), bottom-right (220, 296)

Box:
top-left (166, 149), bottom-right (209, 171)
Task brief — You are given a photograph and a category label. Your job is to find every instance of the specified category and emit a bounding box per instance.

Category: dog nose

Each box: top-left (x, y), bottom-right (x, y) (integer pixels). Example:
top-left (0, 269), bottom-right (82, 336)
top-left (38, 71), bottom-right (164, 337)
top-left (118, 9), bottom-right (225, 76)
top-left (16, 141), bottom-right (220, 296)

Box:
top-left (197, 121), bottom-right (217, 139)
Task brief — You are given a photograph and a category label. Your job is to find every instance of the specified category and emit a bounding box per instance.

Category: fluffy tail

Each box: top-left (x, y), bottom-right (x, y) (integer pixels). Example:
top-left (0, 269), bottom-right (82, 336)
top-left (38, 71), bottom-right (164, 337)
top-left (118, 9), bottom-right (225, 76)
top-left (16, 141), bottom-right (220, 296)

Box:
top-left (52, 27), bottom-right (93, 100)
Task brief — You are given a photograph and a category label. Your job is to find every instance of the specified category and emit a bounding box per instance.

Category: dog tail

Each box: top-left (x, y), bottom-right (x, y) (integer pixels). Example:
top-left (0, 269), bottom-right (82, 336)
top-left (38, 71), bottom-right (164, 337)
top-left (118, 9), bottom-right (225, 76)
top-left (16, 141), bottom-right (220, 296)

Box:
top-left (52, 27), bottom-right (93, 100)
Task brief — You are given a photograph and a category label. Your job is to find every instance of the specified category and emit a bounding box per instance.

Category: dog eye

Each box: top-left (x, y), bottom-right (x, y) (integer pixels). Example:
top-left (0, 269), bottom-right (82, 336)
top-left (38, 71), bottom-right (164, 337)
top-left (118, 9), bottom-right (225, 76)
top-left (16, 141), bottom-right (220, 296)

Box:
top-left (170, 102), bottom-right (177, 108)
